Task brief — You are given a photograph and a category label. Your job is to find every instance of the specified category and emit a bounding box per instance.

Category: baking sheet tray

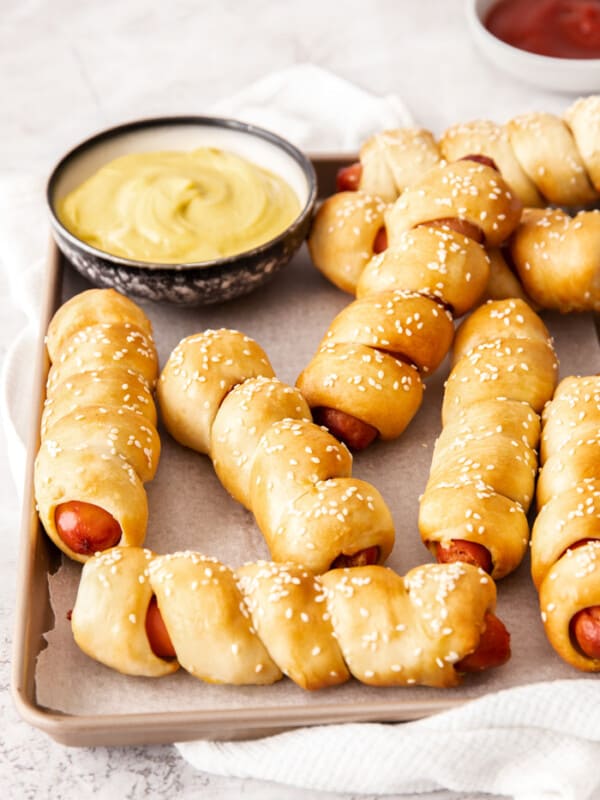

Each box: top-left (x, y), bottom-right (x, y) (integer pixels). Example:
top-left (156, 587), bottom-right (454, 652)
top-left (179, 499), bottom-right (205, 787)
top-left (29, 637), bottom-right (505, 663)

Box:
top-left (12, 158), bottom-right (600, 746)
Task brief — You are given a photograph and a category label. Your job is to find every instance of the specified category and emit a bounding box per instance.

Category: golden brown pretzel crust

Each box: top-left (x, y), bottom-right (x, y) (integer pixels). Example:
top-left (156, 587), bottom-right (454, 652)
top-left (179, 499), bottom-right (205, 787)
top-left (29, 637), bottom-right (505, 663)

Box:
top-left (41, 367), bottom-right (157, 438)
top-left (507, 113), bottom-right (597, 207)
top-left (510, 208), bottom-right (600, 313)
top-left (308, 191), bottom-right (388, 294)
top-left (531, 480), bottom-right (600, 590)
top-left (531, 375), bottom-right (600, 671)
top-left (71, 547), bottom-right (178, 677)
top-left (442, 337), bottom-right (558, 422)
top-left (296, 342), bottom-right (423, 441)
top-left (419, 300), bottom-right (558, 579)
top-left (358, 128), bottom-right (442, 202)
top-left (211, 376), bottom-right (312, 509)
top-left (565, 96), bottom-right (600, 191)
top-left (301, 160), bottom-right (520, 446)
top-left (45, 288), bottom-right (154, 362)
top-left (440, 119), bottom-right (543, 208)
top-left (441, 99), bottom-right (600, 207)
top-left (322, 291), bottom-right (455, 374)
top-left (483, 248), bottom-right (535, 307)
top-left (158, 329), bottom-right (395, 572)
top-left (540, 375), bottom-right (600, 461)
top-left (157, 329), bottom-right (274, 455)
top-left (312, 96), bottom-right (600, 315)
top-left (356, 226), bottom-right (491, 317)
top-left (385, 160), bottom-right (522, 248)
top-left (539, 543), bottom-right (600, 672)
top-left (451, 296), bottom-right (553, 365)
top-left (72, 547), bottom-right (500, 689)
top-left (34, 289), bottom-right (160, 562)
top-left (343, 97), bottom-right (600, 210)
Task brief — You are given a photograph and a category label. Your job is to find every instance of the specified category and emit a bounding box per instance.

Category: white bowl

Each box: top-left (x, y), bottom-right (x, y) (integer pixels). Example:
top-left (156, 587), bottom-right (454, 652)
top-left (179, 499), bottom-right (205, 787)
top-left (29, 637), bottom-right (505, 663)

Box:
top-left (466, 0), bottom-right (600, 93)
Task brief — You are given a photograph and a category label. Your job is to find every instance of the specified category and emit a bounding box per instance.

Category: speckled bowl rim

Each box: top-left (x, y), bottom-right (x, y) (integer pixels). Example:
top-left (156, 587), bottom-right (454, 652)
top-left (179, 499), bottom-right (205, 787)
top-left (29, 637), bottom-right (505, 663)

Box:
top-left (46, 116), bottom-right (318, 272)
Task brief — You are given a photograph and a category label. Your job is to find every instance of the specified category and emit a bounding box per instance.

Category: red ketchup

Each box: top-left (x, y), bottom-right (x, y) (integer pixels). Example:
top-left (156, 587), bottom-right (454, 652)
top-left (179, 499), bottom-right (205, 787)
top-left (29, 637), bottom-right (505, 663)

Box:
top-left (485, 0), bottom-right (600, 58)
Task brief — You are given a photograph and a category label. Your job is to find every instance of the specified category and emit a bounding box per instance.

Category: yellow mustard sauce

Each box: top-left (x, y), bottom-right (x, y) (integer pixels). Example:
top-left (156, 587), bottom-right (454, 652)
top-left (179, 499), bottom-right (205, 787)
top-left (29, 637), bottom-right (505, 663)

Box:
top-left (58, 148), bottom-right (301, 263)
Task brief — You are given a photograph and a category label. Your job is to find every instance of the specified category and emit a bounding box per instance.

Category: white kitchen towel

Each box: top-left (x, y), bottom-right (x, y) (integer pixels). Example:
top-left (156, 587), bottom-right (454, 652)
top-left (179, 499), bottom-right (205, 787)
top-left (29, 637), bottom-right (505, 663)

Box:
top-left (209, 63), bottom-right (413, 152)
top-left (0, 64), bottom-right (413, 495)
top-left (177, 680), bottom-right (600, 800)
top-left (0, 172), bottom-right (49, 493)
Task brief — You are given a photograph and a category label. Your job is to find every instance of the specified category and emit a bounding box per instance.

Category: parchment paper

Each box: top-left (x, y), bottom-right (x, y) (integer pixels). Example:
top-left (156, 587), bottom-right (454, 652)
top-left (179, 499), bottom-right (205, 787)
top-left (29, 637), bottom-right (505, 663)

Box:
top-left (36, 246), bottom-right (600, 717)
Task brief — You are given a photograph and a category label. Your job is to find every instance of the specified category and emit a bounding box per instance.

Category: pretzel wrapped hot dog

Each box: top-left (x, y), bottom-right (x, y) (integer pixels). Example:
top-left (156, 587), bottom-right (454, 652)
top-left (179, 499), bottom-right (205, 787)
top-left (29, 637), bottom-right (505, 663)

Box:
top-left (336, 95), bottom-right (600, 208)
top-left (157, 329), bottom-right (394, 572)
top-left (320, 96), bottom-right (600, 314)
top-left (71, 546), bottom-right (510, 688)
top-left (531, 376), bottom-right (600, 671)
top-left (340, 128), bottom-right (442, 200)
top-left (34, 289), bottom-right (160, 562)
top-left (419, 299), bottom-right (558, 580)
top-left (298, 158), bottom-right (521, 450)
top-left (508, 208), bottom-right (600, 313)
top-left (443, 107), bottom-right (598, 208)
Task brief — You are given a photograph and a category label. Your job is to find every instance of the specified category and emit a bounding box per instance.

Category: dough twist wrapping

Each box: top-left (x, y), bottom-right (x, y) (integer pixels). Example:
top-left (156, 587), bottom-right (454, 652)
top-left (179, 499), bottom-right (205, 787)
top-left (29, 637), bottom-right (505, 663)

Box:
top-left (71, 545), bottom-right (509, 689)
top-left (325, 96), bottom-right (600, 312)
top-left (299, 159), bottom-right (521, 450)
top-left (419, 299), bottom-right (558, 580)
top-left (356, 128), bottom-right (442, 202)
top-left (341, 95), bottom-right (600, 209)
top-left (531, 376), bottom-right (600, 671)
top-left (508, 207), bottom-right (600, 312)
top-left (34, 289), bottom-right (160, 562)
top-left (157, 329), bottom-right (395, 572)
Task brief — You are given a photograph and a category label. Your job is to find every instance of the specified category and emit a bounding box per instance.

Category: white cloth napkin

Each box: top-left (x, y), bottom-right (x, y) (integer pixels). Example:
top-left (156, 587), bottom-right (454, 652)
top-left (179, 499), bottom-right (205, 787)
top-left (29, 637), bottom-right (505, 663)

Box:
top-left (177, 680), bottom-right (600, 800)
top-left (0, 173), bottom-right (48, 492)
top-left (208, 63), bottom-right (413, 152)
top-left (1, 65), bottom-right (597, 800)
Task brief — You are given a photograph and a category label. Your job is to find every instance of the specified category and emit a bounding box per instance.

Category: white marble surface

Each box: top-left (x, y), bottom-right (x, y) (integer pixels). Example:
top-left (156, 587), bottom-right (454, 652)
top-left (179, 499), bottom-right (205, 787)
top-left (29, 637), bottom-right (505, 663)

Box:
top-left (0, 0), bottom-right (583, 796)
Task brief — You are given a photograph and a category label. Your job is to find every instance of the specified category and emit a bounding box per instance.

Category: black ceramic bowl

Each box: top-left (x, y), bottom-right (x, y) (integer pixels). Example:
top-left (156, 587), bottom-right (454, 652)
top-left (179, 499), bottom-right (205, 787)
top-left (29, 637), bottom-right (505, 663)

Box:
top-left (47, 117), bottom-right (317, 305)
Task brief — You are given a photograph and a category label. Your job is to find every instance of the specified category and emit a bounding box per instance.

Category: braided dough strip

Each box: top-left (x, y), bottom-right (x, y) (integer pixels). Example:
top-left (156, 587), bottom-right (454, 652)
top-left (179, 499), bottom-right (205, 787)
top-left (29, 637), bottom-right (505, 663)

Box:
top-left (509, 207), bottom-right (600, 313)
top-left (531, 376), bottom-right (600, 671)
top-left (71, 546), bottom-right (507, 689)
top-left (358, 128), bottom-right (442, 202)
top-left (34, 289), bottom-right (160, 562)
top-left (298, 159), bottom-right (521, 450)
top-left (318, 96), bottom-right (600, 312)
top-left (419, 299), bottom-right (558, 580)
top-left (353, 95), bottom-right (600, 207)
top-left (157, 329), bottom-right (395, 572)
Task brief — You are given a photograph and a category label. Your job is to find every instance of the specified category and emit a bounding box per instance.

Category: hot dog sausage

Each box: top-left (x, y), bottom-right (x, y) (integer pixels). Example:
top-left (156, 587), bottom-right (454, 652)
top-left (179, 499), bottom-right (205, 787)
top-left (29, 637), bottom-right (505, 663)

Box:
top-left (145, 596), bottom-right (177, 659)
top-left (456, 612), bottom-right (511, 672)
top-left (571, 606), bottom-right (600, 660)
top-left (460, 154), bottom-right (499, 171)
top-left (422, 156), bottom-right (497, 245)
top-left (55, 501), bottom-right (122, 555)
top-left (331, 546), bottom-right (380, 569)
top-left (425, 218), bottom-right (485, 244)
top-left (436, 539), bottom-right (493, 574)
top-left (560, 541), bottom-right (600, 661)
top-left (313, 406), bottom-right (379, 450)
top-left (336, 162), bottom-right (362, 192)
top-left (373, 226), bottom-right (388, 254)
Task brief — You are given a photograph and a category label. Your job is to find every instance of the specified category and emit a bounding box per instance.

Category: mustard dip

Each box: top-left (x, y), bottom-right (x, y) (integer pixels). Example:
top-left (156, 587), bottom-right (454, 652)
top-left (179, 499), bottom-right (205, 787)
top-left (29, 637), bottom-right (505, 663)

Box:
top-left (58, 148), bottom-right (301, 263)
